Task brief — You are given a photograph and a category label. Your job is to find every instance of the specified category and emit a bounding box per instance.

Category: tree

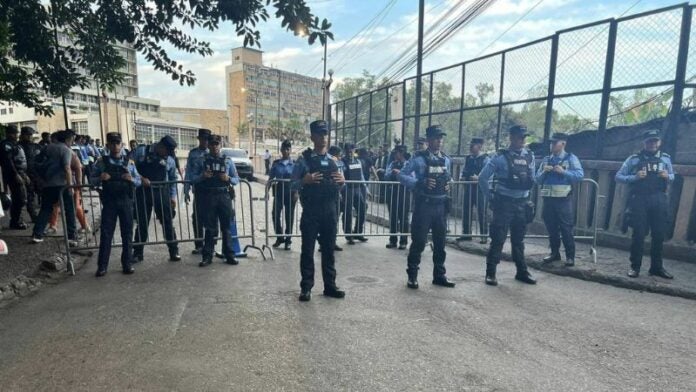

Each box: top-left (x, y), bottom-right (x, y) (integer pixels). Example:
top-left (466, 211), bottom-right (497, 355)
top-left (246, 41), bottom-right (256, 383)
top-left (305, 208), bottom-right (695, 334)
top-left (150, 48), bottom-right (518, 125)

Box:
top-left (284, 117), bottom-right (306, 143)
top-left (237, 121), bottom-right (250, 139)
top-left (267, 119), bottom-right (284, 140)
top-left (0, 0), bottom-right (332, 115)
top-left (332, 70), bottom-right (390, 102)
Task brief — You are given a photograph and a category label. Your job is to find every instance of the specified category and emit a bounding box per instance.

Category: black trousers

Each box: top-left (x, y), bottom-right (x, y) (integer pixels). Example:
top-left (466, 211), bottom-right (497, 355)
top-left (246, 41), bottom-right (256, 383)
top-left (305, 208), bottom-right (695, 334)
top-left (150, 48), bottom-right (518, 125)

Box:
top-left (462, 186), bottom-right (486, 236)
top-left (32, 186), bottom-right (77, 240)
top-left (273, 189), bottom-right (297, 243)
top-left (192, 191), bottom-right (204, 249)
top-left (486, 196), bottom-right (529, 274)
top-left (629, 193), bottom-right (668, 272)
top-left (7, 174), bottom-right (28, 226)
top-left (97, 197), bottom-right (134, 271)
top-left (387, 187), bottom-right (410, 245)
top-left (133, 186), bottom-right (178, 256)
top-left (202, 190), bottom-right (235, 261)
top-left (542, 197), bottom-right (575, 259)
top-left (300, 201), bottom-right (338, 291)
top-left (25, 173), bottom-right (38, 221)
top-left (341, 186), bottom-right (366, 238)
top-left (407, 200), bottom-right (447, 279)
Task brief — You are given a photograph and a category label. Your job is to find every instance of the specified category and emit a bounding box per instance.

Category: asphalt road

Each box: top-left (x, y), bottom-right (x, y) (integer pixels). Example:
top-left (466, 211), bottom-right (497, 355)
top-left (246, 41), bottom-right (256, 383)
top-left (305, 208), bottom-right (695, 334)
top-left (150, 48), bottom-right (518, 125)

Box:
top-left (1, 185), bottom-right (695, 391)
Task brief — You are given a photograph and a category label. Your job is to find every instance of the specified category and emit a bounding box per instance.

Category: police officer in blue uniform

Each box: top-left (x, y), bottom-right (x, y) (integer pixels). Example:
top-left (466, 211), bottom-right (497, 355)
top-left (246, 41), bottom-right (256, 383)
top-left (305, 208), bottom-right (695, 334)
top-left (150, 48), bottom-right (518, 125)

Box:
top-left (185, 128), bottom-right (211, 254)
top-left (189, 134), bottom-right (240, 267)
top-left (0, 125), bottom-right (30, 229)
top-left (536, 133), bottom-right (584, 267)
top-left (341, 143), bottom-right (368, 245)
top-left (291, 120), bottom-right (346, 302)
top-left (616, 130), bottom-right (674, 279)
top-left (132, 135), bottom-right (181, 262)
top-left (385, 144), bottom-right (411, 250)
top-left (19, 127), bottom-right (40, 222)
top-left (478, 125), bottom-right (537, 286)
top-left (458, 137), bottom-right (489, 243)
top-left (269, 139), bottom-right (297, 250)
top-left (400, 125), bottom-right (455, 289)
top-left (92, 132), bottom-right (141, 277)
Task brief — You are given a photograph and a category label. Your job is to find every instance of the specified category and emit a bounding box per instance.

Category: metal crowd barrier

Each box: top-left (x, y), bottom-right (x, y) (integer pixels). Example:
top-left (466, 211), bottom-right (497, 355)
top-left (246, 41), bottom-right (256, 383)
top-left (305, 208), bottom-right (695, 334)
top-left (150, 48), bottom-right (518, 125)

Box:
top-left (59, 179), bottom-right (263, 275)
top-left (264, 178), bottom-right (602, 263)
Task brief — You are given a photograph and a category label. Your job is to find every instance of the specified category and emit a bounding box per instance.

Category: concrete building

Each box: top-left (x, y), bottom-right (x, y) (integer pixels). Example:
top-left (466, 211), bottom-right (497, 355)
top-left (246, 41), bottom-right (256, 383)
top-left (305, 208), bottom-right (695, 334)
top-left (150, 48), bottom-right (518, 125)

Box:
top-left (225, 47), bottom-right (323, 153)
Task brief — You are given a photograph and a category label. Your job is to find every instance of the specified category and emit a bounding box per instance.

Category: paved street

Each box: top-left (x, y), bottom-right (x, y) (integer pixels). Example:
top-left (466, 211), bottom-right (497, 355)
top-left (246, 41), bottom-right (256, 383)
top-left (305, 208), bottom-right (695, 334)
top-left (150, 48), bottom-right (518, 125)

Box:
top-left (1, 184), bottom-right (696, 391)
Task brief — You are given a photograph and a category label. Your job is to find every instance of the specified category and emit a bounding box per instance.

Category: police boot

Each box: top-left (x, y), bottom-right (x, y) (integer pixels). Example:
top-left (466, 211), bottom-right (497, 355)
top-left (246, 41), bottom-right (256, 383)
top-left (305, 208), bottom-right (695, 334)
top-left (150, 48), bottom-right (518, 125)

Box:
top-left (199, 259), bottom-right (212, 267)
top-left (299, 289), bottom-right (311, 302)
top-left (323, 287), bottom-right (346, 299)
top-left (169, 253), bottom-right (181, 262)
top-left (407, 275), bottom-right (419, 289)
top-left (515, 271), bottom-right (537, 285)
top-left (543, 252), bottom-right (561, 264)
top-left (649, 268), bottom-right (673, 280)
top-left (123, 266), bottom-right (135, 275)
top-left (284, 239), bottom-right (291, 251)
top-left (565, 258), bottom-right (575, 267)
top-left (432, 277), bottom-right (456, 288)
top-left (485, 267), bottom-right (498, 286)
top-left (272, 238), bottom-right (284, 248)
top-left (356, 236), bottom-right (368, 242)
top-left (225, 256), bottom-right (239, 265)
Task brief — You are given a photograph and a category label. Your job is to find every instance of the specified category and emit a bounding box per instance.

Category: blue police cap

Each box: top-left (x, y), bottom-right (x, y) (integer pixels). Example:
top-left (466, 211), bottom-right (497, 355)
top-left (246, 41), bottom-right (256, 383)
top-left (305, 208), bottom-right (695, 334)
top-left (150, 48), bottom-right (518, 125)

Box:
top-left (550, 132), bottom-right (568, 142)
top-left (508, 125), bottom-right (529, 137)
top-left (470, 137), bottom-right (484, 145)
top-left (643, 129), bottom-right (661, 142)
top-left (159, 135), bottom-right (177, 151)
top-left (106, 132), bottom-right (122, 144)
top-left (281, 140), bottom-right (292, 149)
top-left (328, 145), bottom-right (342, 156)
top-left (425, 125), bottom-right (446, 138)
top-left (310, 120), bottom-right (329, 134)
top-left (208, 135), bottom-right (222, 144)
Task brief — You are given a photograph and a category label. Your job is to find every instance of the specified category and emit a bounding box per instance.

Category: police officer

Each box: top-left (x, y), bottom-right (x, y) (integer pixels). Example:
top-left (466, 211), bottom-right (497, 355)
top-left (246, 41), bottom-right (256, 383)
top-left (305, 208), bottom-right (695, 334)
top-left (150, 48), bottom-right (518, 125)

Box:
top-left (478, 125), bottom-right (537, 286)
top-left (19, 127), bottom-right (40, 222)
top-left (415, 137), bottom-right (426, 152)
top-left (291, 120), bottom-right (346, 302)
top-left (185, 128), bottom-right (211, 254)
top-left (400, 125), bottom-right (455, 289)
top-left (535, 133), bottom-right (584, 267)
top-left (91, 132), bottom-right (141, 277)
top-left (317, 144), bottom-right (344, 253)
top-left (458, 137), bottom-right (489, 243)
top-left (616, 130), bottom-right (674, 279)
top-left (385, 144), bottom-right (411, 250)
top-left (0, 125), bottom-right (30, 229)
top-left (132, 135), bottom-right (181, 262)
top-left (341, 143), bottom-right (368, 245)
top-left (269, 140), bottom-right (297, 250)
top-left (190, 134), bottom-right (239, 267)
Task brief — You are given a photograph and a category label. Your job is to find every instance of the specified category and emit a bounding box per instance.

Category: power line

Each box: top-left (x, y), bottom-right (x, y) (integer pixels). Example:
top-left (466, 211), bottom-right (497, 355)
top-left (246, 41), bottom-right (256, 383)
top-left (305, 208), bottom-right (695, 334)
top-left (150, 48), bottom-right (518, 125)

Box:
top-left (474, 0), bottom-right (546, 58)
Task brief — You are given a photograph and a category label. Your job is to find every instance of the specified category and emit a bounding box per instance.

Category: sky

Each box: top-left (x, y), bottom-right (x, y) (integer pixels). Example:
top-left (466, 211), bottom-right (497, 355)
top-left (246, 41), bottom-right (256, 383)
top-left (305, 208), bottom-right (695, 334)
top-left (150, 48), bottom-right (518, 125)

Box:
top-left (137, 0), bottom-right (683, 109)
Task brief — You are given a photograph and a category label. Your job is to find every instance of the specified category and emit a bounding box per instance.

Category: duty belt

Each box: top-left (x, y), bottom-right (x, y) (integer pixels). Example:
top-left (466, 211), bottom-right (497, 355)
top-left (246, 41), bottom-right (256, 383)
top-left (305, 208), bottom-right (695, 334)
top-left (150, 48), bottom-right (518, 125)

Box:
top-left (201, 187), bottom-right (229, 193)
top-left (539, 185), bottom-right (572, 198)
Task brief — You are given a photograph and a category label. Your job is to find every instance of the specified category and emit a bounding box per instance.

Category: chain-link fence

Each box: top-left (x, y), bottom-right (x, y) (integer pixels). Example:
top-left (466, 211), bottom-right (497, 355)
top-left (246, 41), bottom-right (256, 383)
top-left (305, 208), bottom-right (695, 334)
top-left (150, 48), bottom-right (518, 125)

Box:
top-left (330, 4), bottom-right (693, 160)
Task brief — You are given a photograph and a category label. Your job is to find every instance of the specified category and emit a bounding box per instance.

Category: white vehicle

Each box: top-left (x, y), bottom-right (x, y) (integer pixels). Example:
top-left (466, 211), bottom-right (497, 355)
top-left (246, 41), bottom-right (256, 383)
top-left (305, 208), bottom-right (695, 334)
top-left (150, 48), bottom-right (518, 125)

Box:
top-left (221, 148), bottom-right (254, 180)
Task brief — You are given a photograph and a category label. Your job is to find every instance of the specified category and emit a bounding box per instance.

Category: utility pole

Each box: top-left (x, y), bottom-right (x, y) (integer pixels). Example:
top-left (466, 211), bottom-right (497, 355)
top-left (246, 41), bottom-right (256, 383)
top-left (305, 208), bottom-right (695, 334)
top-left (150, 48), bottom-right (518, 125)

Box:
top-left (414, 0), bottom-right (425, 144)
top-left (322, 41), bottom-right (328, 120)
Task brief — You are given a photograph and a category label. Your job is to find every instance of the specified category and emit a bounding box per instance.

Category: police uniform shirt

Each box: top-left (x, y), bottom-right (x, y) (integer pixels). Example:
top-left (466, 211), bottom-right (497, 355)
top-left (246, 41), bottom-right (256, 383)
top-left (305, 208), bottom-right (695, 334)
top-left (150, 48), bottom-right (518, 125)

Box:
top-left (291, 152), bottom-right (343, 192)
top-left (189, 153), bottom-right (239, 186)
top-left (399, 150), bottom-right (452, 190)
top-left (0, 139), bottom-right (27, 179)
top-left (478, 148), bottom-right (535, 200)
top-left (616, 151), bottom-right (674, 184)
top-left (90, 155), bottom-right (142, 187)
top-left (386, 159), bottom-right (407, 181)
top-left (460, 153), bottom-right (490, 180)
top-left (269, 157), bottom-right (295, 180)
top-left (184, 146), bottom-right (209, 194)
top-left (535, 151), bottom-right (584, 185)
top-left (132, 144), bottom-right (180, 199)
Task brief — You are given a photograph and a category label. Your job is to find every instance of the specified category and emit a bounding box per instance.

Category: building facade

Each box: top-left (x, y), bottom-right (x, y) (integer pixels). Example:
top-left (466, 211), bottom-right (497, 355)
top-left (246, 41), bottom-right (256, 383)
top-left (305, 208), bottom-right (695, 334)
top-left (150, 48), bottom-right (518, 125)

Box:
top-left (225, 47), bottom-right (323, 152)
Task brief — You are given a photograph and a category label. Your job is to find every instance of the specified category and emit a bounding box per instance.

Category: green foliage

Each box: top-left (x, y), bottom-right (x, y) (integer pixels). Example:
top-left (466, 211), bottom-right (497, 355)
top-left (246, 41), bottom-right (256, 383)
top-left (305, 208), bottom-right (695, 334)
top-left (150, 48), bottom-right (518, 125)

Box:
top-left (0, 0), bottom-right (331, 115)
top-left (237, 121), bottom-right (250, 138)
top-left (332, 70), bottom-right (391, 102)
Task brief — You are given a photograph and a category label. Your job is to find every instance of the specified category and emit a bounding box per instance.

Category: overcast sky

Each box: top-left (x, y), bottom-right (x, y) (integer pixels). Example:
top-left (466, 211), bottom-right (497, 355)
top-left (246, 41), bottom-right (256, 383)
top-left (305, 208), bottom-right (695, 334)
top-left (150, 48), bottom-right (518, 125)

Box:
top-left (137, 0), bottom-right (680, 109)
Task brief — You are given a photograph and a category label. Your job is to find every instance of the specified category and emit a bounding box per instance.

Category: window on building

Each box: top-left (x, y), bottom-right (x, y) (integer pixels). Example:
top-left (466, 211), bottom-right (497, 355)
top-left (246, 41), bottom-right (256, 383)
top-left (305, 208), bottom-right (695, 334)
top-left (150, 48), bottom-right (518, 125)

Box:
top-left (0, 109), bottom-right (6, 115)
top-left (71, 121), bottom-right (88, 134)
top-left (8, 108), bottom-right (13, 114)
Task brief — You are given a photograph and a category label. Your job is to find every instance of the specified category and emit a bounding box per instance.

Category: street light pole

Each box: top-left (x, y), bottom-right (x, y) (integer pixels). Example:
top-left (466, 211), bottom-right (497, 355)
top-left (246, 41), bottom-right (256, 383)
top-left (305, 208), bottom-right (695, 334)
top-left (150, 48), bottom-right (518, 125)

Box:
top-left (322, 40), bottom-right (328, 120)
top-left (232, 104), bottom-right (241, 147)
top-left (414, 0), bottom-right (425, 143)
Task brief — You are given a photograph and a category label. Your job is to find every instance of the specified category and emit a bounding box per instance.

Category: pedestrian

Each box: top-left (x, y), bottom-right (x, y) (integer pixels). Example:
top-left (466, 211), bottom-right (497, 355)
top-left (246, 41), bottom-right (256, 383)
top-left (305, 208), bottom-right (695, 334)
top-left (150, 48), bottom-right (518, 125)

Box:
top-left (184, 128), bottom-right (211, 254)
top-left (38, 132), bottom-right (50, 147)
top-left (291, 120), bottom-right (346, 302)
top-left (385, 144), bottom-right (410, 250)
top-left (31, 130), bottom-right (78, 245)
top-left (478, 125), bottom-right (537, 286)
top-left (341, 143), bottom-right (368, 245)
top-left (127, 140), bottom-right (138, 160)
top-left (47, 142), bottom-right (90, 234)
top-left (0, 125), bottom-right (30, 229)
top-left (399, 125), bottom-right (455, 289)
top-left (132, 135), bottom-right (181, 262)
top-left (615, 130), bottom-right (674, 279)
top-left (269, 140), bottom-right (298, 250)
top-left (263, 149), bottom-right (272, 175)
top-left (92, 132), bottom-right (141, 277)
top-left (18, 127), bottom-right (40, 222)
top-left (189, 134), bottom-right (239, 267)
top-left (457, 137), bottom-right (489, 243)
top-left (536, 132), bottom-right (584, 267)
top-left (415, 136), bottom-right (426, 152)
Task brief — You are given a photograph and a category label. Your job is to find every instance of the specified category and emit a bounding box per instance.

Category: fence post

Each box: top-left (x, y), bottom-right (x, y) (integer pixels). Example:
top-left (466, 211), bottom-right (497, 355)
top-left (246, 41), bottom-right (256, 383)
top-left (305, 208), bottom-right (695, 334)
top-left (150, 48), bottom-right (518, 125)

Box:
top-left (354, 97), bottom-right (359, 144)
top-left (401, 81), bottom-right (407, 142)
top-left (368, 92), bottom-right (373, 146)
top-left (428, 73), bottom-right (434, 127)
top-left (457, 63), bottom-right (466, 155)
top-left (543, 34), bottom-right (560, 147)
top-left (597, 19), bottom-right (618, 159)
top-left (384, 88), bottom-right (390, 145)
top-left (495, 52), bottom-right (506, 149)
top-left (665, 5), bottom-right (692, 158)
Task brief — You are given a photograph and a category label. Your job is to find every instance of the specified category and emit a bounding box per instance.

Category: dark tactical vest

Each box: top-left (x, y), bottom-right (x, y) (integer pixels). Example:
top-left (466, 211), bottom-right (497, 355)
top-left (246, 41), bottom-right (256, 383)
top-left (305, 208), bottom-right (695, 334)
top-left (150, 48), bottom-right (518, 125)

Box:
top-left (417, 150), bottom-right (451, 199)
top-left (632, 151), bottom-right (668, 195)
top-left (200, 154), bottom-right (229, 189)
top-left (19, 142), bottom-right (39, 171)
top-left (1, 140), bottom-right (27, 174)
top-left (343, 157), bottom-right (363, 182)
top-left (300, 149), bottom-right (339, 206)
top-left (136, 146), bottom-right (168, 182)
top-left (102, 158), bottom-right (134, 198)
top-left (498, 149), bottom-right (533, 191)
top-left (464, 153), bottom-right (488, 179)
